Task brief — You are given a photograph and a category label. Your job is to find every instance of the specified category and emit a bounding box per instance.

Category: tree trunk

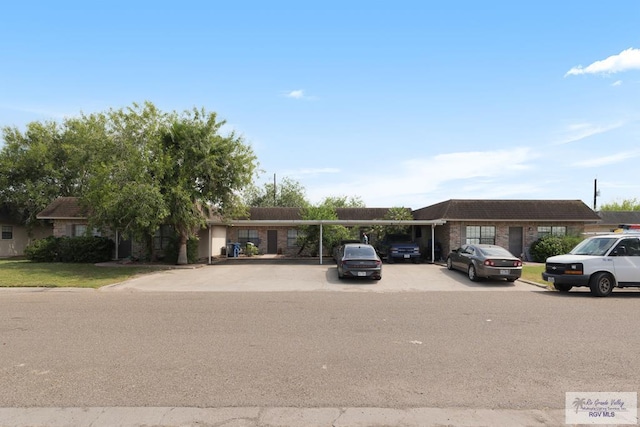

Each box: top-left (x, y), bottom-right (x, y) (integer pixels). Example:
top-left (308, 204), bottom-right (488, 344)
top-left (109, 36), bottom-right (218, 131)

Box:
top-left (177, 233), bottom-right (188, 265)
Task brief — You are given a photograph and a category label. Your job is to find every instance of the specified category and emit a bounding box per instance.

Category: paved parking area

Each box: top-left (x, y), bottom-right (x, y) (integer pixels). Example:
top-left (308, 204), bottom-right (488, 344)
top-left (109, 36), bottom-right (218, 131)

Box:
top-left (103, 259), bottom-right (546, 292)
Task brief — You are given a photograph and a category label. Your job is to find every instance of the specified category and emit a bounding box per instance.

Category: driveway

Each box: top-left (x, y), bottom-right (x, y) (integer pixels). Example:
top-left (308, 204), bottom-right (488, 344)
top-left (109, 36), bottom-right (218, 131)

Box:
top-left (103, 259), bottom-right (545, 292)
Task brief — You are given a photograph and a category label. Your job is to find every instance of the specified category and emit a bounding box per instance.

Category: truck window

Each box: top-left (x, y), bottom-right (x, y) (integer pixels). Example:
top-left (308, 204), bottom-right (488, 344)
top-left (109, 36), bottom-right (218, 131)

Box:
top-left (570, 237), bottom-right (617, 256)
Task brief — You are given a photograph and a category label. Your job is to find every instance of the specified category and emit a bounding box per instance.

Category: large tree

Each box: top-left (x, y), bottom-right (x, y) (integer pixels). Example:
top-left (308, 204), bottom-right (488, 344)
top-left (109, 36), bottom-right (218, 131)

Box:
top-left (80, 103), bottom-right (170, 253)
top-left (1, 101), bottom-right (257, 264)
top-left (296, 196), bottom-right (364, 256)
top-left (0, 119), bottom-right (94, 227)
top-left (157, 107), bottom-right (256, 264)
top-left (243, 176), bottom-right (309, 207)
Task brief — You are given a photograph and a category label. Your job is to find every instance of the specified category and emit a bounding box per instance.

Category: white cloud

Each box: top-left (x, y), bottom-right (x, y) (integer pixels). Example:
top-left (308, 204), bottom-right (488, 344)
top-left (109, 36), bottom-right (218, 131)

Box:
top-left (565, 48), bottom-right (640, 77)
top-left (572, 149), bottom-right (640, 168)
top-left (554, 121), bottom-right (623, 145)
top-left (284, 167), bottom-right (340, 177)
top-left (285, 90), bottom-right (305, 99)
top-left (612, 80), bottom-right (623, 86)
top-left (305, 147), bottom-right (537, 207)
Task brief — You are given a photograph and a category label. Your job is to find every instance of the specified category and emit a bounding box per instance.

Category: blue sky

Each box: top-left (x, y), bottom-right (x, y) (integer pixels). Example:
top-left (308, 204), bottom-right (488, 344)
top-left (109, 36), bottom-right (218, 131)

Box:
top-left (2, 1), bottom-right (640, 210)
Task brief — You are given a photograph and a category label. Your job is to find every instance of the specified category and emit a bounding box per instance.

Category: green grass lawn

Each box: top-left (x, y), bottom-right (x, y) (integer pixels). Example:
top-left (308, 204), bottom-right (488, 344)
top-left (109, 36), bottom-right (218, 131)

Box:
top-left (0, 260), bottom-right (165, 288)
top-left (521, 264), bottom-right (548, 286)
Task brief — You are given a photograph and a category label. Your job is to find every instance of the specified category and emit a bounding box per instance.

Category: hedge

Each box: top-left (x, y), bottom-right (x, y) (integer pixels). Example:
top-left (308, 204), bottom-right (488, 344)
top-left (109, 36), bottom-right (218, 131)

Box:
top-left (25, 236), bottom-right (115, 263)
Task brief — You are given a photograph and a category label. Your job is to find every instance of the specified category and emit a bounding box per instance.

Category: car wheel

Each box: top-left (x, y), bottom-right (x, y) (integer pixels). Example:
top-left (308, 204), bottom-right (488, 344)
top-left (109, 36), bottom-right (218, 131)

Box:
top-left (589, 272), bottom-right (614, 297)
top-left (468, 264), bottom-right (479, 282)
top-left (337, 267), bottom-right (343, 279)
top-left (554, 284), bottom-right (572, 292)
top-left (446, 257), bottom-right (453, 270)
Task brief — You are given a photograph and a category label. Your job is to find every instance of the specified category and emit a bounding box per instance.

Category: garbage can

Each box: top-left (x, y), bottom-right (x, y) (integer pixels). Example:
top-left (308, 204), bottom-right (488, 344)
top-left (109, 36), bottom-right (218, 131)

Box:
top-left (229, 242), bottom-right (240, 258)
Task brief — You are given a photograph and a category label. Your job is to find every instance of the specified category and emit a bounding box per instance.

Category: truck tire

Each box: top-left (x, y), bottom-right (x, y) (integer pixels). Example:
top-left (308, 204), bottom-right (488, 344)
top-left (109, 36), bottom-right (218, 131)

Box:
top-left (554, 284), bottom-right (572, 292)
top-left (589, 272), bottom-right (615, 297)
top-left (468, 264), bottom-right (479, 282)
top-left (387, 256), bottom-right (394, 264)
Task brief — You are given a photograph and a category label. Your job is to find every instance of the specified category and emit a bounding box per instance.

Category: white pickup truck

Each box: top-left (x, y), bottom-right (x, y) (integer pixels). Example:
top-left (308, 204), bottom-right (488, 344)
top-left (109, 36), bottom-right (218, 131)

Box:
top-left (542, 233), bottom-right (640, 297)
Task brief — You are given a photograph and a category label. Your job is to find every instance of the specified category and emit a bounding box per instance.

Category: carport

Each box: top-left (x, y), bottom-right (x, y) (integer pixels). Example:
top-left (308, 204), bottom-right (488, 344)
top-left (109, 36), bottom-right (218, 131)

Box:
top-left (206, 219), bottom-right (446, 265)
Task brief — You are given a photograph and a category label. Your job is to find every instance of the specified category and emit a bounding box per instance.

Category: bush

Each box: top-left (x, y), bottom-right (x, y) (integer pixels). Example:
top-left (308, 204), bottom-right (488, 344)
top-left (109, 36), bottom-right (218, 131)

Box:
top-left (25, 236), bottom-right (115, 263)
top-left (529, 235), bottom-right (584, 263)
top-left (24, 236), bottom-right (59, 262)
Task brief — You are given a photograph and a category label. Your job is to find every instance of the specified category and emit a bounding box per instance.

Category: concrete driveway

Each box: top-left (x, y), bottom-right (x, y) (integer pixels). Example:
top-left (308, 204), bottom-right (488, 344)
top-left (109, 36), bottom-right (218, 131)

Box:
top-left (103, 259), bottom-right (546, 292)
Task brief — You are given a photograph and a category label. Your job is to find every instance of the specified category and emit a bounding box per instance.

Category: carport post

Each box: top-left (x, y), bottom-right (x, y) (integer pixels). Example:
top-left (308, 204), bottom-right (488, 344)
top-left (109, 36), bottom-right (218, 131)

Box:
top-left (319, 223), bottom-right (323, 265)
top-left (430, 224), bottom-right (435, 263)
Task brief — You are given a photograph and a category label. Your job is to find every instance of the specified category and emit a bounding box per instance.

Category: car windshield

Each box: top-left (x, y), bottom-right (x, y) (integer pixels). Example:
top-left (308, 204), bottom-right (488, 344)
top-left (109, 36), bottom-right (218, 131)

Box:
top-left (479, 247), bottom-right (513, 257)
top-left (345, 246), bottom-right (376, 258)
top-left (570, 237), bottom-right (618, 256)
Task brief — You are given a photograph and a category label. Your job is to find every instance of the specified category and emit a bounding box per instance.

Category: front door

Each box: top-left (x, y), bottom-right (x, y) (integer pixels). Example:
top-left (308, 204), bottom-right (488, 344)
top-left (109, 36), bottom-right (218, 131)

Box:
top-left (267, 230), bottom-right (278, 254)
top-left (508, 227), bottom-right (523, 258)
top-left (118, 237), bottom-right (132, 259)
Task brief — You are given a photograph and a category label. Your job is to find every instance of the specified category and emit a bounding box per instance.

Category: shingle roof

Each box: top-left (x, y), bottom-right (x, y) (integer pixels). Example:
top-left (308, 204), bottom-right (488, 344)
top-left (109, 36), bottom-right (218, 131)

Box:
top-left (596, 211), bottom-right (640, 226)
top-left (246, 207), bottom-right (400, 221)
top-left (412, 199), bottom-right (601, 221)
top-left (37, 197), bottom-right (88, 219)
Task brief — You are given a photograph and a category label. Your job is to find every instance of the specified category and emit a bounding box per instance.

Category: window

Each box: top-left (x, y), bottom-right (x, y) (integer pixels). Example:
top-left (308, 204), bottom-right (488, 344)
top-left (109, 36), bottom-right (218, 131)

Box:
top-left (73, 224), bottom-right (87, 237)
top-left (1, 226), bottom-right (12, 240)
top-left (466, 226), bottom-right (495, 245)
top-left (287, 229), bottom-right (298, 248)
top-left (71, 224), bottom-right (101, 237)
top-left (537, 226), bottom-right (566, 237)
top-left (154, 225), bottom-right (174, 250)
top-left (238, 229), bottom-right (259, 245)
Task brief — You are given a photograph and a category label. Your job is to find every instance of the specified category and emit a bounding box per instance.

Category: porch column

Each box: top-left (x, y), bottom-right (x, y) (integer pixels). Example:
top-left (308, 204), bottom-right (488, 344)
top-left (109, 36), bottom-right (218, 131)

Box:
top-left (207, 225), bottom-right (212, 265)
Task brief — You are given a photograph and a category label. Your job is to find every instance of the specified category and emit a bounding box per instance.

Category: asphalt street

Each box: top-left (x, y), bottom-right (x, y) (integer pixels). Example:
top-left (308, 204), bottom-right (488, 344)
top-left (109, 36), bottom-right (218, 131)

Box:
top-left (2, 262), bottom-right (640, 426)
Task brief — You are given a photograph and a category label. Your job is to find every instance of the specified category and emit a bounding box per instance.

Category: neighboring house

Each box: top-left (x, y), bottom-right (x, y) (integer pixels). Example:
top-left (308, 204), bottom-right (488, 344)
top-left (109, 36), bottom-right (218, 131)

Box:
top-left (0, 205), bottom-right (52, 258)
top-left (585, 211), bottom-right (640, 234)
top-left (412, 199), bottom-right (601, 260)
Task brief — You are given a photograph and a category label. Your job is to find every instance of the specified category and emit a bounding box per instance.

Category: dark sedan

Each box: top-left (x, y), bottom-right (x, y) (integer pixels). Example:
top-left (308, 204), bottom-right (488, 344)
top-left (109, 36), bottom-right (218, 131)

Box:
top-left (336, 243), bottom-right (382, 280)
top-left (446, 244), bottom-right (522, 282)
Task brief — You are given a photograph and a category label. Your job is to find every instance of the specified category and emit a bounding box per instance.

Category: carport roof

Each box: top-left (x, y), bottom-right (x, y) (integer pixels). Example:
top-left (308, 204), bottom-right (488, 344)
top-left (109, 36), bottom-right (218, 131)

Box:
top-left (595, 210), bottom-right (640, 226)
top-left (214, 207), bottom-right (445, 226)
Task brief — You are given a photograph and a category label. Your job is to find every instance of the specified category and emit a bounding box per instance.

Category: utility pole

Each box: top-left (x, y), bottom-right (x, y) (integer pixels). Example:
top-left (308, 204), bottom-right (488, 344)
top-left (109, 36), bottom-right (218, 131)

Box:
top-left (273, 173), bottom-right (277, 206)
top-left (593, 178), bottom-right (599, 210)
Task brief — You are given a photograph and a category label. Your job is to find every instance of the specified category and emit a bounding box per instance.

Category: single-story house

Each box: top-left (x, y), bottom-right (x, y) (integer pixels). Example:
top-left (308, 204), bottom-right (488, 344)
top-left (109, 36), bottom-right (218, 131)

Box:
top-left (412, 199), bottom-right (602, 260)
top-left (35, 197), bottom-right (602, 263)
top-left (0, 205), bottom-right (52, 258)
top-left (585, 211), bottom-right (640, 234)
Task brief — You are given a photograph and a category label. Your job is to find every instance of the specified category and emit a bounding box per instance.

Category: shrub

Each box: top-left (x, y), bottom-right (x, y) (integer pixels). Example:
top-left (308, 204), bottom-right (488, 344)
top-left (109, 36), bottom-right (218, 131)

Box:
top-left (25, 236), bottom-right (115, 263)
top-left (58, 236), bottom-right (115, 263)
top-left (245, 242), bottom-right (259, 256)
top-left (24, 236), bottom-right (59, 262)
top-left (529, 235), bottom-right (584, 263)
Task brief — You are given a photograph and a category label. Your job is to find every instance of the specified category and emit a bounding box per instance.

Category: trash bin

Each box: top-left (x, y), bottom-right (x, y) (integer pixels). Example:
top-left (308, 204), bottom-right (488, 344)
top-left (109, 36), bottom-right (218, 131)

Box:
top-left (228, 242), bottom-right (240, 258)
